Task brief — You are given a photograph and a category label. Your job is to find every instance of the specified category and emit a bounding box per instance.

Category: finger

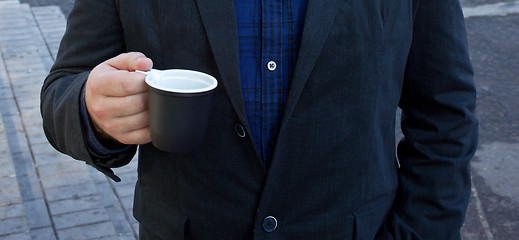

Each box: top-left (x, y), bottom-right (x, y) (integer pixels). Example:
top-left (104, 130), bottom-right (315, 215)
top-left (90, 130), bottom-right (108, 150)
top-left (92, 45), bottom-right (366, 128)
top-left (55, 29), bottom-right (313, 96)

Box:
top-left (117, 127), bottom-right (151, 145)
top-left (103, 92), bottom-right (148, 118)
top-left (105, 52), bottom-right (153, 72)
top-left (102, 110), bottom-right (149, 134)
top-left (95, 71), bottom-right (148, 97)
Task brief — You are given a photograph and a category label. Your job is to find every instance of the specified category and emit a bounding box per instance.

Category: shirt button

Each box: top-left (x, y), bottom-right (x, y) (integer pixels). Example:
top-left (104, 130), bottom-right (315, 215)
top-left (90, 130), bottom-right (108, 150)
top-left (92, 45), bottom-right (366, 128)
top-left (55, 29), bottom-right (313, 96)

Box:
top-left (262, 216), bottom-right (278, 233)
top-left (267, 61), bottom-right (277, 71)
top-left (234, 123), bottom-right (246, 138)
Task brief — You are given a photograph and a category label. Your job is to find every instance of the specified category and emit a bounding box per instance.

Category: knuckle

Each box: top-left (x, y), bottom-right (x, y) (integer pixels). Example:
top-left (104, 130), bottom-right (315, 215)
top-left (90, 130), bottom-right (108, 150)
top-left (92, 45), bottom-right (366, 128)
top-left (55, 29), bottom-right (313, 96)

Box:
top-left (137, 96), bottom-right (148, 110)
top-left (117, 137), bottom-right (132, 145)
top-left (120, 79), bottom-right (133, 94)
top-left (90, 104), bottom-right (106, 118)
top-left (104, 122), bottom-right (120, 135)
top-left (118, 134), bottom-right (137, 145)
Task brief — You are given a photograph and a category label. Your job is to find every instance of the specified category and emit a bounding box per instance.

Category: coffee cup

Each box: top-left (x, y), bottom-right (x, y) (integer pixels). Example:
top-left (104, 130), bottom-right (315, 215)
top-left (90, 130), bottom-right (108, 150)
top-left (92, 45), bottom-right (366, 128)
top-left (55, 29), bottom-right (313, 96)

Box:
top-left (142, 69), bottom-right (217, 152)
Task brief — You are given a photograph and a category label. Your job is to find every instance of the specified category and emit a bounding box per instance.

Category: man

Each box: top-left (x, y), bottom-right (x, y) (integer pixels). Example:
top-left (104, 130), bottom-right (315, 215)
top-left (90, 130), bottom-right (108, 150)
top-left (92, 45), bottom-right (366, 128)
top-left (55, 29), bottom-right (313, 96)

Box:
top-left (41, 0), bottom-right (478, 239)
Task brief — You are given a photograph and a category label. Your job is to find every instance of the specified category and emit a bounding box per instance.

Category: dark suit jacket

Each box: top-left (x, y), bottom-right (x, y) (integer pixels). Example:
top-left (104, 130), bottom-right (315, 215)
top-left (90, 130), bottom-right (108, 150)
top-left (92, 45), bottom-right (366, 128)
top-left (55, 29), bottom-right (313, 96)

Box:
top-left (41, 0), bottom-right (478, 239)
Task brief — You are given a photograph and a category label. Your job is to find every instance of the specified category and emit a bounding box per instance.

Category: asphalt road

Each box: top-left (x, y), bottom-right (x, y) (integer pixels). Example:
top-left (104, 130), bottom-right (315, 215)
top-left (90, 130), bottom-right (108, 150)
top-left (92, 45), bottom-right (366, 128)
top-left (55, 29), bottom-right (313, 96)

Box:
top-left (463, 9), bottom-right (519, 240)
top-left (21, 0), bottom-right (518, 239)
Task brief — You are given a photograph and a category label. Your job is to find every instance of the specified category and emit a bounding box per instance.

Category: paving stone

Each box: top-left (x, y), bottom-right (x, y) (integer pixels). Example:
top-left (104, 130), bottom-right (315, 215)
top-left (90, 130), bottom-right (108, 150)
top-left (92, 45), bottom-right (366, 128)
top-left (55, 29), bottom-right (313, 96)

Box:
top-left (0, 231), bottom-right (32, 240)
top-left (19, 117), bottom-right (43, 131)
top-left (53, 208), bottom-right (110, 230)
top-left (5, 60), bottom-right (44, 73)
top-left (94, 181), bottom-right (119, 208)
top-left (11, 152), bottom-right (36, 177)
top-left (0, 97), bottom-right (21, 116)
top-left (96, 235), bottom-right (124, 240)
top-left (112, 158), bottom-right (138, 175)
top-left (41, 31), bottom-right (64, 41)
top-left (114, 171), bottom-right (138, 184)
top-left (38, 21), bottom-right (66, 29)
top-left (0, 189), bottom-right (22, 207)
top-left (0, 21), bottom-right (26, 30)
top-left (127, 209), bottom-right (138, 225)
top-left (29, 227), bottom-right (56, 240)
top-left (0, 39), bottom-right (37, 48)
top-left (132, 222), bottom-right (139, 235)
top-left (104, 205), bottom-right (134, 236)
top-left (1, 115), bottom-right (25, 135)
top-left (0, 154), bottom-right (11, 166)
top-left (18, 106), bottom-right (41, 119)
top-left (5, 58), bottom-right (44, 68)
top-left (1, 47), bottom-right (39, 58)
top-left (19, 115), bottom-right (42, 127)
top-left (12, 83), bottom-right (43, 94)
top-left (0, 35), bottom-right (34, 44)
top-left (120, 196), bottom-right (134, 215)
top-left (0, 134), bottom-right (8, 145)
top-left (3, 133), bottom-right (31, 155)
top-left (23, 199), bottom-right (51, 229)
top-left (0, 176), bottom-right (19, 193)
top-left (0, 217), bottom-right (29, 236)
top-left (0, 20), bottom-right (26, 29)
top-left (0, 162), bottom-right (16, 178)
top-left (48, 195), bottom-right (102, 215)
top-left (15, 97), bottom-right (40, 110)
top-left (0, 203), bottom-right (24, 219)
top-left (41, 170), bottom-right (93, 189)
top-left (10, 75), bottom-right (46, 86)
top-left (89, 167), bottom-right (110, 184)
top-left (37, 160), bottom-right (88, 178)
top-left (31, 5), bottom-right (61, 15)
top-left (33, 151), bottom-right (70, 166)
top-left (101, 232), bottom-right (136, 240)
top-left (38, 26), bottom-right (66, 35)
top-left (32, 14), bottom-right (63, 22)
top-left (113, 183), bottom-right (136, 199)
top-left (57, 221), bottom-right (117, 240)
top-left (26, 133), bottom-right (49, 146)
top-left (0, 85), bottom-right (14, 99)
top-left (17, 174), bottom-right (43, 201)
top-left (30, 142), bottom-right (58, 156)
top-left (44, 182), bottom-right (97, 202)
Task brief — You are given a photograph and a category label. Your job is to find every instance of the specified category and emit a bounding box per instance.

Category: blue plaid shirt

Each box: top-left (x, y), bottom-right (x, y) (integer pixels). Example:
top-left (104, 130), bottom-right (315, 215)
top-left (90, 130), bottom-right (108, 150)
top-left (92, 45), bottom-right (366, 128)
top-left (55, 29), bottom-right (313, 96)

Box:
top-left (235, 0), bottom-right (307, 166)
top-left (82, 1), bottom-right (308, 167)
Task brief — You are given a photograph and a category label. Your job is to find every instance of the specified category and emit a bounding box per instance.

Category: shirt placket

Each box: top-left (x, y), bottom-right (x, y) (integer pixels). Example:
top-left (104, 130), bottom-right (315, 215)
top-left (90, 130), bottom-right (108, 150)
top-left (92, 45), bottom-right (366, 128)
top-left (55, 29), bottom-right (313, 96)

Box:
top-left (261, 0), bottom-right (285, 165)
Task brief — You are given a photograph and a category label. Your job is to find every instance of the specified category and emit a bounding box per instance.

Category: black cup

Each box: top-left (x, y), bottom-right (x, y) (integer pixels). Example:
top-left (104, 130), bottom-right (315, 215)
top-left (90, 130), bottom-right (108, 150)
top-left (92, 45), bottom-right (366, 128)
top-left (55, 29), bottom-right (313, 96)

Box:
top-left (144, 69), bottom-right (217, 152)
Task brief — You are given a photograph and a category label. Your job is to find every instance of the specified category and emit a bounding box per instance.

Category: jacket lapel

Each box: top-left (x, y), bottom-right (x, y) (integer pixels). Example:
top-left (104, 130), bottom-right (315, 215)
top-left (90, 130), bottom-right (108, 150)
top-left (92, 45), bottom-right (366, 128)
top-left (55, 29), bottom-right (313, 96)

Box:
top-left (195, 0), bottom-right (340, 161)
top-left (280, 0), bottom-right (341, 129)
top-left (195, 0), bottom-right (250, 130)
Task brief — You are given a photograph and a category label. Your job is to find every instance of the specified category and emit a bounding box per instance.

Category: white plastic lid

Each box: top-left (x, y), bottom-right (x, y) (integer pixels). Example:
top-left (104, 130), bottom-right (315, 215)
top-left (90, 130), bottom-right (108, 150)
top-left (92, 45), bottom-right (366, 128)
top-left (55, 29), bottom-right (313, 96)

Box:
top-left (143, 69), bottom-right (218, 93)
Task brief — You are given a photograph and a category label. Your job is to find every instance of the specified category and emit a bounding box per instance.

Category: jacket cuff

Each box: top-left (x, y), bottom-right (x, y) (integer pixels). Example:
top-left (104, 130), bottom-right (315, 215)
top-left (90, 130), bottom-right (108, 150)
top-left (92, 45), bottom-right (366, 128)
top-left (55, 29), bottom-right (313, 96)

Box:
top-left (79, 81), bottom-right (137, 181)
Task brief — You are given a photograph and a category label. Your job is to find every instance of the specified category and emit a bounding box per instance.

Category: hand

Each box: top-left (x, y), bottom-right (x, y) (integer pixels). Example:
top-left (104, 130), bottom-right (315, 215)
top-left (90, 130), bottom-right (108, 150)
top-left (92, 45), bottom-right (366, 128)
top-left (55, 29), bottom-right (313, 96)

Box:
top-left (85, 52), bottom-right (153, 145)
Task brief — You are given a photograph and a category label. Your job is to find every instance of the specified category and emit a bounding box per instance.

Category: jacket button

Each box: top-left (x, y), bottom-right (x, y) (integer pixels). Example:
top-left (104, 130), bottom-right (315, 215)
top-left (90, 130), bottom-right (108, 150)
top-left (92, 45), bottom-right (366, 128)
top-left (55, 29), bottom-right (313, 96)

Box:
top-left (234, 123), bottom-right (246, 138)
top-left (262, 216), bottom-right (277, 233)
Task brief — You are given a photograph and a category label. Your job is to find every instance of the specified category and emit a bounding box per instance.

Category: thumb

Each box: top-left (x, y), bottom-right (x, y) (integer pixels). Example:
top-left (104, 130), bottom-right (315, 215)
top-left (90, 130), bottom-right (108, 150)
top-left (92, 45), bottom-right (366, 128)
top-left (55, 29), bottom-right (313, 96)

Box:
top-left (105, 52), bottom-right (153, 71)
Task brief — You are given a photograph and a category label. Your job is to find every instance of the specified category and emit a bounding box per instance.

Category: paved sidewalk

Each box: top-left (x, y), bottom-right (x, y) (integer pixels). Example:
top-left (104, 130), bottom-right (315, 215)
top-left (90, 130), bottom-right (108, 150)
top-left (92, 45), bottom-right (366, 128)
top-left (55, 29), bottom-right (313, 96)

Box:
top-left (0, 1), bottom-right (139, 239)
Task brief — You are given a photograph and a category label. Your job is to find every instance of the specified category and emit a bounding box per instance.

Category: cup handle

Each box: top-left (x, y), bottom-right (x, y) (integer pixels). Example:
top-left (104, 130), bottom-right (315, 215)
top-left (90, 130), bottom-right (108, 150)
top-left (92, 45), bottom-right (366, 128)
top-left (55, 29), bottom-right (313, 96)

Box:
top-left (135, 70), bottom-right (149, 75)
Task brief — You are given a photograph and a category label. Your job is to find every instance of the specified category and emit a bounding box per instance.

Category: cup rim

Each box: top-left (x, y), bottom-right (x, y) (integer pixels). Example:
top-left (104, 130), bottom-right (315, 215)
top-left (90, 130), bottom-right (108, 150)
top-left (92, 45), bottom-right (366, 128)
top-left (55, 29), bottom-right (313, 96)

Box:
top-left (144, 69), bottom-right (218, 93)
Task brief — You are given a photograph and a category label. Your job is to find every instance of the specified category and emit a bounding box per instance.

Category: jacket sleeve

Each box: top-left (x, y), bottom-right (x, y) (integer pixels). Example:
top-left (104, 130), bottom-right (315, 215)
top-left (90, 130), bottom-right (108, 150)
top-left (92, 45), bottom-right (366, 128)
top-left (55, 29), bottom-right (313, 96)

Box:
top-left (40, 0), bottom-right (136, 182)
top-left (395, 0), bottom-right (478, 239)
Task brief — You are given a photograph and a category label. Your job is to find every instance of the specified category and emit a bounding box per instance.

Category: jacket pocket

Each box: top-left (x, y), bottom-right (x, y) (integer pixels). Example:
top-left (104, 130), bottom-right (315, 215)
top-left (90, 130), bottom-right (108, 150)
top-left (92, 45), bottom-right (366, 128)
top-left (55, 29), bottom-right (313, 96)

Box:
top-left (374, 212), bottom-right (423, 240)
top-left (353, 197), bottom-right (393, 240)
top-left (133, 185), bottom-right (188, 239)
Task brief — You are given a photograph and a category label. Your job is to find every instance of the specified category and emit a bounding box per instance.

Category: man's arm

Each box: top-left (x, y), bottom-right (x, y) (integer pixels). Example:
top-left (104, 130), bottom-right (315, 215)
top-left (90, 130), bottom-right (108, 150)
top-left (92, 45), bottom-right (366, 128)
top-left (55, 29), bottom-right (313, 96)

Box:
top-left (40, 0), bottom-right (150, 181)
top-left (395, 0), bottom-right (478, 239)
